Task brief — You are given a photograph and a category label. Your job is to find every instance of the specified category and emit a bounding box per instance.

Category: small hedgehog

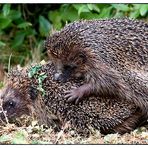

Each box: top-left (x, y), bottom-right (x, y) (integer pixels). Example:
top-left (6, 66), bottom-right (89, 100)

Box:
top-left (0, 62), bottom-right (147, 136)
top-left (45, 18), bottom-right (148, 115)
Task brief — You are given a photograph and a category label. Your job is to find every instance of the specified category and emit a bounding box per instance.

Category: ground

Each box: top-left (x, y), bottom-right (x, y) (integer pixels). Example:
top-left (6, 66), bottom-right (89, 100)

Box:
top-left (0, 115), bottom-right (148, 144)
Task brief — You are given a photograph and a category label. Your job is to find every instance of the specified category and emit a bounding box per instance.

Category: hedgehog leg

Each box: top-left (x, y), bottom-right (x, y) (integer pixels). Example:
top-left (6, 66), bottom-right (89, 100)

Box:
top-left (112, 109), bottom-right (147, 134)
top-left (65, 83), bottom-right (92, 104)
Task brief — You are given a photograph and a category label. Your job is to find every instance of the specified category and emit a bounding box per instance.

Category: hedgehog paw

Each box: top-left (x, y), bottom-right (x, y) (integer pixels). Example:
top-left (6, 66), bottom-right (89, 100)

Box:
top-left (65, 87), bottom-right (84, 104)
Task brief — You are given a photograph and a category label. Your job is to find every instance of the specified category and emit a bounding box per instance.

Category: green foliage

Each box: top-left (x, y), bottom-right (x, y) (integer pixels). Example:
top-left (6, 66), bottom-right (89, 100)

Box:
top-left (28, 63), bottom-right (47, 96)
top-left (0, 135), bottom-right (11, 143)
top-left (0, 4), bottom-right (147, 68)
top-left (11, 130), bottom-right (28, 144)
top-left (0, 81), bottom-right (4, 89)
top-left (39, 15), bottom-right (52, 37)
top-left (28, 64), bottom-right (42, 78)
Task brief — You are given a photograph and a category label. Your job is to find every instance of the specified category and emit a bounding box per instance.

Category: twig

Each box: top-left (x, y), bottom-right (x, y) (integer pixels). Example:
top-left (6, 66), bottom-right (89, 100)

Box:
top-left (8, 53), bottom-right (12, 73)
top-left (55, 121), bottom-right (70, 144)
top-left (0, 99), bottom-right (9, 125)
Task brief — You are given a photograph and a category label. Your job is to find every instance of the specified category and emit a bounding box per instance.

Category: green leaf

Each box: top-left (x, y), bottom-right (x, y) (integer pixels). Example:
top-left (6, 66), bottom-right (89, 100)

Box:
top-left (17, 22), bottom-right (32, 29)
top-left (140, 5), bottom-right (148, 16)
top-left (87, 4), bottom-right (93, 10)
top-left (8, 10), bottom-right (21, 20)
top-left (28, 65), bottom-right (41, 78)
top-left (114, 11), bottom-right (124, 18)
top-left (48, 10), bottom-right (62, 30)
top-left (80, 12), bottom-right (99, 19)
top-left (72, 4), bottom-right (90, 16)
top-left (72, 4), bottom-right (84, 10)
top-left (0, 81), bottom-right (4, 89)
top-left (12, 131), bottom-right (28, 144)
top-left (39, 15), bottom-right (51, 37)
top-left (0, 17), bottom-right (11, 29)
top-left (133, 4), bottom-right (142, 9)
top-left (25, 28), bottom-right (37, 36)
top-left (11, 31), bottom-right (26, 48)
top-left (97, 7), bottom-right (113, 18)
top-left (112, 4), bottom-right (129, 12)
top-left (38, 72), bottom-right (47, 84)
top-left (0, 41), bottom-right (6, 47)
top-left (2, 4), bottom-right (11, 16)
top-left (87, 4), bottom-right (100, 13)
top-left (78, 5), bottom-right (90, 16)
top-left (61, 5), bottom-right (79, 22)
top-left (129, 10), bottom-right (140, 19)
top-left (0, 135), bottom-right (11, 143)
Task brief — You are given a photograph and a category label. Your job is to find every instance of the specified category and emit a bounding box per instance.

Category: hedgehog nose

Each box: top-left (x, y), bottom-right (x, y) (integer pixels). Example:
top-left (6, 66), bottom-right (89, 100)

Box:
top-left (54, 73), bottom-right (68, 83)
top-left (54, 73), bottom-right (63, 82)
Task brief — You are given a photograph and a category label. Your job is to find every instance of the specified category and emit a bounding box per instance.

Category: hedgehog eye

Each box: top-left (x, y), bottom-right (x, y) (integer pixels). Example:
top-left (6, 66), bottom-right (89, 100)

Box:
top-left (7, 100), bottom-right (16, 108)
top-left (64, 65), bottom-right (77, 70)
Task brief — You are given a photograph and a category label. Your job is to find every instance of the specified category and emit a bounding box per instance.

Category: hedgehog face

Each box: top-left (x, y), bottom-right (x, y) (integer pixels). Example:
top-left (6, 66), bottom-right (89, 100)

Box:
top-left (45, 32), bottom-right (88, 82)
top-left (0, 86), bottom-right (31, 121)
top-left (48, 50), bottom-right (87, 82)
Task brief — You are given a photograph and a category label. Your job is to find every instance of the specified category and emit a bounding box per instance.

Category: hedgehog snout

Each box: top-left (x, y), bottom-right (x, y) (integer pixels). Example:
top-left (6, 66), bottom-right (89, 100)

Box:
top-left (54, 73), bottom-right (63, 81)
top-left (54, 71), bottom-right (71, 83)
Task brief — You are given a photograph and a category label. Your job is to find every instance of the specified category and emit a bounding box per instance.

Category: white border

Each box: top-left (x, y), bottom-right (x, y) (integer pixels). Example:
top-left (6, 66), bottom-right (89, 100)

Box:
top-left (0, 0), bottom-right (148, 3)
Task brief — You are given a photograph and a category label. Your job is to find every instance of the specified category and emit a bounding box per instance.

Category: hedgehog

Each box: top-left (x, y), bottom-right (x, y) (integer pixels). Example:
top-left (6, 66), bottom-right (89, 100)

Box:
top-left (0, 62), bottom-right (147, 136)
top-left (45, 18), bottom-right (148, 116)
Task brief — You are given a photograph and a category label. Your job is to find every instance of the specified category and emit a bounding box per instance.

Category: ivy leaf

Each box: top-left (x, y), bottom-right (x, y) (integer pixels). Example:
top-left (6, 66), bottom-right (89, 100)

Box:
top-left (2, 4), bottom-right (11, 17)
top-left (39, 15), bottom-right (52, 37)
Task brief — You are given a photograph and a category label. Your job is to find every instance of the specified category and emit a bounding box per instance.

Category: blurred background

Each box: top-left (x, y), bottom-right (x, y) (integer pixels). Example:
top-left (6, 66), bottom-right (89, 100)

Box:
top-left (0, 4), bottom-right (148, 72)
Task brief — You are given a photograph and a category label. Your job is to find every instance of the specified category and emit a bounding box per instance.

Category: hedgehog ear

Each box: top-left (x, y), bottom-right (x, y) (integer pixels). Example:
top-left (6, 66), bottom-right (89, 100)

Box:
top-left (29, 86), bottom-right (38, 101)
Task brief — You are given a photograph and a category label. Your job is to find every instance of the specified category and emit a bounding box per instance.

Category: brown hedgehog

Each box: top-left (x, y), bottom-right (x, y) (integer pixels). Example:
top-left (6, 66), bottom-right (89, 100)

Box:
top-left (0, 62), bottom-right (147, 136)
top-left (45, 18), bottom-right (148, 115)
